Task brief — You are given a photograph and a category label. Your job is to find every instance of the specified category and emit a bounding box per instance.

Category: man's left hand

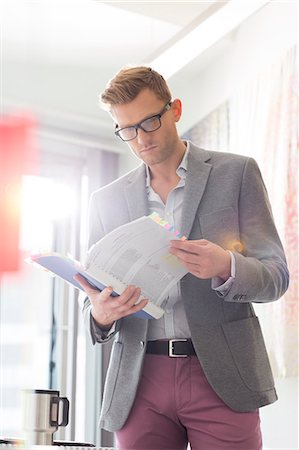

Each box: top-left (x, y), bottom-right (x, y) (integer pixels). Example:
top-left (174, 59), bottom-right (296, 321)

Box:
top-left (169, 239), bottom-right (231, 281)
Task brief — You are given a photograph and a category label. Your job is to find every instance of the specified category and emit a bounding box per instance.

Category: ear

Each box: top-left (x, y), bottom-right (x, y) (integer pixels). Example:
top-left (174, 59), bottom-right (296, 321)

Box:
top-left (171, 99), bottom-right (182, 122)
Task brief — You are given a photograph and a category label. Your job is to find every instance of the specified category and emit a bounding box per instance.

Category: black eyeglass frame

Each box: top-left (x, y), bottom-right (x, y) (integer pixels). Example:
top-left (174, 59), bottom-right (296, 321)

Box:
top-left (114, 101), bottom-right (172, 142)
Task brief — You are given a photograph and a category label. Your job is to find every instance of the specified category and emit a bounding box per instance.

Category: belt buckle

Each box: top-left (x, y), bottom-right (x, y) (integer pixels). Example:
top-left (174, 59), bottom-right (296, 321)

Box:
top-left (168, 339), bottom-right (188, 357)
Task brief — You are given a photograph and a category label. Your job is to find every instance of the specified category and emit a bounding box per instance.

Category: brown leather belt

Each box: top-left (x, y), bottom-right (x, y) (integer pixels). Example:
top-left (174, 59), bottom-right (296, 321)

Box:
top-left (146, 339), bottom-right (196, 357)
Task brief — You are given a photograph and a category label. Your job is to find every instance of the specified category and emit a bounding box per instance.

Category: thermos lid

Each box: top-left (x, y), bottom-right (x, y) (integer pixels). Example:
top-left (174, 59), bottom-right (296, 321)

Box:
top-left (24, 389), bottom-right (60, 395)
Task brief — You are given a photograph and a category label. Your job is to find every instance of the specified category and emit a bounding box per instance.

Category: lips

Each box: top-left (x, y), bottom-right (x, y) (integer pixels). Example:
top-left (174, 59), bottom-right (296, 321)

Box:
top-left (140, 145), bottom-right (157, 153)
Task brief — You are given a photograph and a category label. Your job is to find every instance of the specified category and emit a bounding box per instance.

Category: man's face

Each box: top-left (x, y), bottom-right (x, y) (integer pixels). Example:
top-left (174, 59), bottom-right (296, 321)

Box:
top-left (111, 89), bottom-right (182, 166)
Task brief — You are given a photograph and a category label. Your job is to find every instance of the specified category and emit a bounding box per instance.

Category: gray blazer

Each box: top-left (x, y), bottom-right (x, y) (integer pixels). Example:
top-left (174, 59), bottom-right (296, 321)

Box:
top-left (83, 143), bottom-right (289, 432)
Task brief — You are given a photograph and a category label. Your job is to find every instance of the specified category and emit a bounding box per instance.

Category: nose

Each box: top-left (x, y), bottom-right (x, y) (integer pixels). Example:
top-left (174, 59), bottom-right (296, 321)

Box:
top-left (136, 128), bottom-right (151, 145)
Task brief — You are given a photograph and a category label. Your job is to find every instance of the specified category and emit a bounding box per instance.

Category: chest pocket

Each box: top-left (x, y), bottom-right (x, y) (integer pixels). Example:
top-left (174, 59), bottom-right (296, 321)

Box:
top-left (199, 207), bottom-right (241, 251)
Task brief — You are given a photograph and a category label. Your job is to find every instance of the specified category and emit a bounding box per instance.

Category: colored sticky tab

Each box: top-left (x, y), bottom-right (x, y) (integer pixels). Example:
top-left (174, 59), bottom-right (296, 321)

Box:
top-left (148, 211), bottom-right (185, 240)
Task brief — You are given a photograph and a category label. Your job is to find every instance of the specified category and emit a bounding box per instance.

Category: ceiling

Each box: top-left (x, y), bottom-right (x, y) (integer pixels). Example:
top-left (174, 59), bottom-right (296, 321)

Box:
top-left (2, 0), bottom-right (239, 69)
top-left (1, 1), bottom-right (211, 64)
top-left (105, 1), bottom-right (214, 26)
top-left (2, 0), bottom-right (275, 147)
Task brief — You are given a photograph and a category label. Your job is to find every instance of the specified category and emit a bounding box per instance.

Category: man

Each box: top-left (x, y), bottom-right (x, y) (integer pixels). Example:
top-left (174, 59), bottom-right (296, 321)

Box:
top-left (76, 66), bottom-right (289, 449)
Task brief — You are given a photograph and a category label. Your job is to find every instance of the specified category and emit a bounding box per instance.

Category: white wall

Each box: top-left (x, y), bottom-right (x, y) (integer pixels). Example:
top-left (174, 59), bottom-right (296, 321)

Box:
top-left (260, 377), bottom-right (298, 449)
top-left (171, 1), bottom-right (297, 136)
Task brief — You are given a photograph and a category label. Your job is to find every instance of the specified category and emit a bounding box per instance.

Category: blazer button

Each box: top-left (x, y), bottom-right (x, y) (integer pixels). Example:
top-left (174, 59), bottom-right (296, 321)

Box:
top-left (139, 340), bottom-right (145, 348)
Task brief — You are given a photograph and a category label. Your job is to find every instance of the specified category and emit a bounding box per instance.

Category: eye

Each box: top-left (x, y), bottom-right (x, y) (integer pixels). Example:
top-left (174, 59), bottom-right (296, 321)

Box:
top-left (144, 116), bottom-right (158, 125)
top-left (142, 115), bottom-right (160, 131)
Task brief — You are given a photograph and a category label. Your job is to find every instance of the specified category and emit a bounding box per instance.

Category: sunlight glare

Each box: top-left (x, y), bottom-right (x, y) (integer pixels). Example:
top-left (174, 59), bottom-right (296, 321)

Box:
top-left (20, 176), bottom-right (77, 250)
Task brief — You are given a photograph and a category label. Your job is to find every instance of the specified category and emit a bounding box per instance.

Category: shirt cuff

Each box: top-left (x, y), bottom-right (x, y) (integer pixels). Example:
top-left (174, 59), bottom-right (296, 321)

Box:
top-left (90, 314), bottom-right (116, 341)
top-left (211, 251), bottom-right (236, 295)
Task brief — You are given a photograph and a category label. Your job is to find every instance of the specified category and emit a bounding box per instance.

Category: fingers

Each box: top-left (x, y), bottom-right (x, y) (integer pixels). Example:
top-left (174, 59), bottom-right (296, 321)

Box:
top-left (98, 286), bottom-right (148, 325)
top-left (110, 286), bottom-right (141, 311)
top-left (169, 240), bottom-right (204, 266)
top-left (75, 272), bottom-right (142, 308)
top-left (74, 274), bottom-right (100, 293)
top-left (100, 285), bottom-right (113, 299)
top-left (119, 298), bottom-right (149, 319)
top-left (169, 247), bottom-right (200, 264)
top-left (170, 239), bottom-right (208, 253)
top-left (169, 239), bottom-right (231, 280)
top-left (75, 273), bottom-right (148, 325)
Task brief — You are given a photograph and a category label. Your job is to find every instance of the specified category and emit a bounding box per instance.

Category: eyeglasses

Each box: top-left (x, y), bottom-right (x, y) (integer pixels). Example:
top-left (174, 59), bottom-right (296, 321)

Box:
top-left (115, 102), bottom-right (172, 142)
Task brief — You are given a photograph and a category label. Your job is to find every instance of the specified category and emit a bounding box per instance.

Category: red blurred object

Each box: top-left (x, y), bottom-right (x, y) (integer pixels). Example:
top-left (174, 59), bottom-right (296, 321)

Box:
top-left (0, 114), bottom-right (38, 272)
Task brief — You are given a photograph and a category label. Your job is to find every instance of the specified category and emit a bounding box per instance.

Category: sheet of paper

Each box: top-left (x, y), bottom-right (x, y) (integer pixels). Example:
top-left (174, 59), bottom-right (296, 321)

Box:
top-left (85, 215), bottom-right (188, 306)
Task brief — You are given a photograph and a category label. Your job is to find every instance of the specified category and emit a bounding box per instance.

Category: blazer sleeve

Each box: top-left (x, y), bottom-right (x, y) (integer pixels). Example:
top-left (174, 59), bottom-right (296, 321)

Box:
top-left (82, 190), bottom-right (122, 344)
top-left (87, 190), bottom-right (106, 249)
top-left (223, 157), bottom-right (289, 303)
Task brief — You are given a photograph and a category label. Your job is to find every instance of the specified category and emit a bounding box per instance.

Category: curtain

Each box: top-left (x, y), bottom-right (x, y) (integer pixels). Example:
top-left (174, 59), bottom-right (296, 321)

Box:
top-left (185, 46), bottom-right (298, 377)
top-left (183, 101), bottom-right (230, 152)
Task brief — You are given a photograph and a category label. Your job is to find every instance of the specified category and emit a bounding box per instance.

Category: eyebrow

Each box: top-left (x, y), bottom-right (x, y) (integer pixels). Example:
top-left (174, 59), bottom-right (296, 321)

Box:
top-left (115, 107), bottom-right (163, 130)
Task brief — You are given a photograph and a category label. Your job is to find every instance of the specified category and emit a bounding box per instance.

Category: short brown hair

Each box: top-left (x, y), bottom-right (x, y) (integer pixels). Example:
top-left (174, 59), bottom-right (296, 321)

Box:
top-left (100, 66), bottom-right (172, 111)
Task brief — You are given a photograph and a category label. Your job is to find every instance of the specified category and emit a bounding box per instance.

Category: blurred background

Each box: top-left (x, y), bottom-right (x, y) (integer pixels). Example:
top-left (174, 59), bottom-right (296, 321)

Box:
top-left (0, 0), bottom-right (298, 448)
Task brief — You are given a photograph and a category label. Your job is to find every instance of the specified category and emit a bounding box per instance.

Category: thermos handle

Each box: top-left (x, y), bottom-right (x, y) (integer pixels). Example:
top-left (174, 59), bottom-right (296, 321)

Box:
top-left (50, 396), bottom-right (69, 427)
top-left (58, 397), bottom-right (69, 426)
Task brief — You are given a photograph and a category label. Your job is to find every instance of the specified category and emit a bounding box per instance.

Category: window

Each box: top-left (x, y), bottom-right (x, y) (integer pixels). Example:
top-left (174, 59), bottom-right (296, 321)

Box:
top-left (0, 123), bottom-right (119, 446)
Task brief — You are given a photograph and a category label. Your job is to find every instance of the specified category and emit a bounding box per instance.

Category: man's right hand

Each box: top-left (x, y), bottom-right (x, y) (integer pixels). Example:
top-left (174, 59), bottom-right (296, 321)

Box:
top-left (74, 274), bottom-right (148, 329)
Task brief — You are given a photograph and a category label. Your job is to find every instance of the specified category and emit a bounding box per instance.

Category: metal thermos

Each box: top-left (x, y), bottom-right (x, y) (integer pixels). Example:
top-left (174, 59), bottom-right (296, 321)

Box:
top-left (22, 389), bottom-right (69, 446)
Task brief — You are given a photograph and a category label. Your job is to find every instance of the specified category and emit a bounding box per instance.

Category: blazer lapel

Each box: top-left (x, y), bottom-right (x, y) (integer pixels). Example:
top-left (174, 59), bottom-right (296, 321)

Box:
top-left (181, 144), bottom-right (212, 238)
top-left (124, 164), bottom-right (149, 221)
top-left (123, 144), bottom-right (212, 237)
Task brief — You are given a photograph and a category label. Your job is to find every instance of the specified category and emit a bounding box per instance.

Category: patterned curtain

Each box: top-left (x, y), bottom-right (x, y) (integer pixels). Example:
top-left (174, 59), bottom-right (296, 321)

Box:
top-left (183, 102), bottom-right (230, 152)
top-left (184, 46), bottom-right (298, 377)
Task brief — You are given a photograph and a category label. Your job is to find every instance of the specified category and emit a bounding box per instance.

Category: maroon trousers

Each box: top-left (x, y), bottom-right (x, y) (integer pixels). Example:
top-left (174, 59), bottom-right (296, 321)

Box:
top-left (116, 354), bottom-right (262, 450)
